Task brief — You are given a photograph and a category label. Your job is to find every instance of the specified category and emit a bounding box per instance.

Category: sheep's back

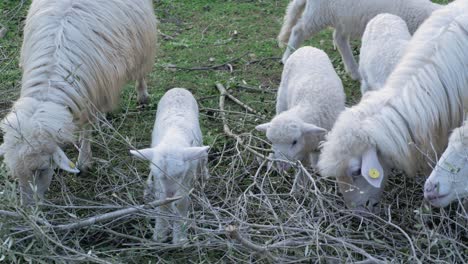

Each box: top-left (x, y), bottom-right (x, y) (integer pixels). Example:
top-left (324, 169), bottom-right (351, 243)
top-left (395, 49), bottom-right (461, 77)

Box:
top-left (20, 0), bottom-right (157, 117)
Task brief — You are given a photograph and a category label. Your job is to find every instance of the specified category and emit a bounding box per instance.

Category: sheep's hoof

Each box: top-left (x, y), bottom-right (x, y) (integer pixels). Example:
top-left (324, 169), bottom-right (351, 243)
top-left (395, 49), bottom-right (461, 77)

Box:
top-left (348, 70), bottom-right (361, 81)
top-left (137, 95), bottom-right (150, 107)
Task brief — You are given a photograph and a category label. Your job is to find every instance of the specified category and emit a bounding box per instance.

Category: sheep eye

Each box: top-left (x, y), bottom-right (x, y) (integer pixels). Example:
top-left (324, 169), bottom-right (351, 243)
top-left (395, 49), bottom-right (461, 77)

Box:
top-left (292, 140), bottom-right (297, 146)
top-left (351, 169), bottom-right (361, 177)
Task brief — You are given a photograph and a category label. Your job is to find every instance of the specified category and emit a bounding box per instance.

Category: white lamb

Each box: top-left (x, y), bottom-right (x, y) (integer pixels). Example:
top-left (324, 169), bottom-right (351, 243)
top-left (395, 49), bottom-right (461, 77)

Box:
top-left (424, 118), bottom-right (468, 208)
top-left (318, 0), bottom-right (468, 213)
top-left (130, 88), bottom-right (209, 244)
top-left (359, 14), bottom-right (411, 95)
top-left (278, 0), bottom-right (440, 80)
top-left (0, 0), bottom-right (157, 204)
top-left (256, 46), bottom-right (345, 179)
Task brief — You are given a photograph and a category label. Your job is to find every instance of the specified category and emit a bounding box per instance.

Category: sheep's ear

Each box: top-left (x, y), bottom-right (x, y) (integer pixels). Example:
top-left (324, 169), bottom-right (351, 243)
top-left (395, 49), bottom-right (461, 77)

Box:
top-left (183, 146), bottom-right (209, 161)
top-left (301, 123), bottom-right (327, 135)
top-left (130, 148), bottom-right (155, 161)
top-left (361, 147), bottom-right (384, 188)
top-left (53, 147), bottom-right (80, 173)
top-left (255, 123), bottom-right (271, 132)
top-left (0, 144), bottom-right (5, 157)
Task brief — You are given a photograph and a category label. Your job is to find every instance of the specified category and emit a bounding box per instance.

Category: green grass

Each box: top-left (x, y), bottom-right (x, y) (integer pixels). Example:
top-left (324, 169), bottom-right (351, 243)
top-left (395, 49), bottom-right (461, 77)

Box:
top-left (0, 0), bottom-right (466, 263)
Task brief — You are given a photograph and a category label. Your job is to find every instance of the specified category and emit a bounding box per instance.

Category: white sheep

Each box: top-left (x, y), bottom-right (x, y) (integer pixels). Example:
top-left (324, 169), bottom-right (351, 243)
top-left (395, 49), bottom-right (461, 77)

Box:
top-left (359, 14), bottom-right (411, 95)
top-left (130, 88), bottom-right (209, 244)
top-left (317, 0), bottom-right (468, 212)
top-left (278, 0), bottom-right (440, 80)
top-left (256, 46), bottom-right (345, 186)
top-left (0, 0), bottom-right (157, 204)
top-left (424, 118), bottom-right (468, 208)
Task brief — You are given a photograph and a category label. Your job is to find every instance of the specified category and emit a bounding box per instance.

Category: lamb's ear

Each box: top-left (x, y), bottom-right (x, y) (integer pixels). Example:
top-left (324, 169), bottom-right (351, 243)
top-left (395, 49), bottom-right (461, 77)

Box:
top-left (130, 148), bottom-right (155, 161)
top-left (53, 147), bottom-right (80, 173)
top-left (183, 146), bottom-right (209, 161)
top-left (361, 147), bottom-right (384, 188)
top-left (255, 123), bottom-right (271, 132)
top-left (0, 144), bottom-right (5, 157)
top-left (301, 123), bottom-right (327, 135)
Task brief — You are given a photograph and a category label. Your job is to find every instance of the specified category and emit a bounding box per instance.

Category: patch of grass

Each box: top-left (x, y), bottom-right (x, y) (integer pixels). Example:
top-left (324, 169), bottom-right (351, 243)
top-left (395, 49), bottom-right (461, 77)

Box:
top-left (0, 0), bottom-right (466, 263)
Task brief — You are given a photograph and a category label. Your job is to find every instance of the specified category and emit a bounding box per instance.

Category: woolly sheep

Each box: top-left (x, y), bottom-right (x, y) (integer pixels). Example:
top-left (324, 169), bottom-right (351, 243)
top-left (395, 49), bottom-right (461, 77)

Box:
top-left (278, 0), bottom-right (440, 80)
top-left (256, 47), bottom-right (345, 182)
top-left (130, 88), bottom-right (209, 243)
top-left (0, 0), bottom-right (157, 204)
top-left (424, 118), bottom-right (468, 208)
top-left (359, 14), bottom-right (411, 95)
top-left (318, 0), bottom-right (468, 213)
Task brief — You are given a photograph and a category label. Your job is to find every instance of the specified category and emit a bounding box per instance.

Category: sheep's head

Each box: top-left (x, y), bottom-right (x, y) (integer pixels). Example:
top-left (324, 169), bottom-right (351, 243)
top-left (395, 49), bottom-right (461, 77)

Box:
top-left (256, 115), bottom-right (326, 170)
top-left (318, 110), bottom-right (386, 213)
top-left (424, 128), bottom-right (468, 207)
top-left (130, 145), bottom-right (209, 198)
top-left (0, 98), bottom-right (78, 204)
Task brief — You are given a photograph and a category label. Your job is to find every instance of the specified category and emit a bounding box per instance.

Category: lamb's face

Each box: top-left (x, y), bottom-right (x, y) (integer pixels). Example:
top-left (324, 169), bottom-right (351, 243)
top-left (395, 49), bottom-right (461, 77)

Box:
top-left (130, 145), bottom-right (209, 198)
top-left (424, 143), bottom-right (468, 207)
top-left (256, 117), bottom-right (326, 170)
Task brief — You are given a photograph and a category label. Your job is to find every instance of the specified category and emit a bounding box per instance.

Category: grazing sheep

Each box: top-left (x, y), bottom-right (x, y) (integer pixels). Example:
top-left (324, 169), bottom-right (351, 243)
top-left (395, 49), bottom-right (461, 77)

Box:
top-left (278, 0), bottom-right (440, 80)
top-left (359, 14), bottom-right (411, 95)
top-left (424, 118), bottom-right (468, 208)
top-left (0, 0), bottom-right (157, 204)
top-left (317, 0), bottom-right (468, 212)
top-left (130, 88), bottom-right (209, 244)
top-left (256, 47), bottom-right (345, 183)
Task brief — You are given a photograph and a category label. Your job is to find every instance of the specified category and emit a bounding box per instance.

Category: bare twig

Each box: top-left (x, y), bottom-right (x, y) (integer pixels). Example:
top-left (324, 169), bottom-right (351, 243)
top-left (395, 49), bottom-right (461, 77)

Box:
top-left (215, 82), bottom-right (266, 118)
top-left (54, 196), bottom-right (181, 231)
top-left (167, 52), bottom-right (249, 71)
top-left (225, 225), bottom-right (278, 262)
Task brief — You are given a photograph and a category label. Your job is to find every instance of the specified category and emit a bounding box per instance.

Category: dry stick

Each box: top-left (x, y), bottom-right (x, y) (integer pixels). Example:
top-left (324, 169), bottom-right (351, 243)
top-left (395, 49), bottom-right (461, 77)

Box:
top-left (215, 82), bottom-right (266, 119)
top-left (225, 225), bottom-right (279, 262)
top-left (216, 82), bottom-right (269, 160)
top-left (54, 196), bottom-right (181, 231)
top-left (167, 52), bottom-right (249, 71)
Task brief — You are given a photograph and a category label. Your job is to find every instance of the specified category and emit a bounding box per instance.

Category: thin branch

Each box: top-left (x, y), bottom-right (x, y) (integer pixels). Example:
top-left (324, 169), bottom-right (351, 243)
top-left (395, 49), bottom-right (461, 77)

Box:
top-left (215, 82), bottom-right (266, 118)
top-left (225, 225), bottom-right (278, 262)
top-left (167, 52), bottom-right (249, 71)
top-left (54, 196), bottom-right (181, 231)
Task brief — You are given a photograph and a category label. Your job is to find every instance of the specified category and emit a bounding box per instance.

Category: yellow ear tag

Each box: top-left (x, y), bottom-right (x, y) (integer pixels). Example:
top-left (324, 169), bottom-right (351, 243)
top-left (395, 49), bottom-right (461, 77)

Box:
top-left (69, 161), bottom-right (76, 169)
top-left (368, 168), bottom-right (380, 179)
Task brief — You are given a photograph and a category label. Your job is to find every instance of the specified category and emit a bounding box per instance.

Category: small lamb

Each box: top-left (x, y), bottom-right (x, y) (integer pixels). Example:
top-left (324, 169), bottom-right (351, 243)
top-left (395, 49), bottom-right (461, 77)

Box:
top-left (424, 118), bottom-right (468, 208)
top-left (359, 14), bottom-right (411, 95)
top-left (130, 88), bottom-right (209, 244)
top-left (256, 46), bottom-right (345, 182)
top-left (278, 0), bottom-right (440, 80)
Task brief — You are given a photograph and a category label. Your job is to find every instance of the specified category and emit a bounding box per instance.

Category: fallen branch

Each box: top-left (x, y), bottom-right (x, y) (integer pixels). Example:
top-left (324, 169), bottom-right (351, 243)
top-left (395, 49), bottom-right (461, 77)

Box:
top-left (0, 197), bottom-right (181, 232)
top-left (167, 52), bottom-right (249, 72)
top-left (54, 196), bottom-right (181, 231)
top-left (225, 225), bottom-right (278, 262)
top-left (215, 82), bottom-right (266, 118)
top-left (216, 82), bottom-right (269, 159)
top-left (245, 56), bottom-right (281, 65)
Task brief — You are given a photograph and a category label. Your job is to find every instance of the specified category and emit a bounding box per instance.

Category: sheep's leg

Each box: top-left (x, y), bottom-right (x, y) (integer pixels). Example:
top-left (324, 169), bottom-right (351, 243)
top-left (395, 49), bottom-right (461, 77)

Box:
top-left (152, 178), bottom-right (171, 242)
top-left (333, 30), bottom-right (360, 80)
top-left (143, 173), bottom-right (156, 202)
top-left (34, 171), bottom-right (53, 199)
top-left (18, 176), bottom-right (34, 205)
top-left (77, 128), bottom-right (92, 174)
top-left (172, 195), bottom-right (190, 244)
top-left (200, 156), bottom-right (210, 182)
top-left (135, 78), bottom-right (149, 106)
top-left (281, 9), bottom-right (326, 64)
